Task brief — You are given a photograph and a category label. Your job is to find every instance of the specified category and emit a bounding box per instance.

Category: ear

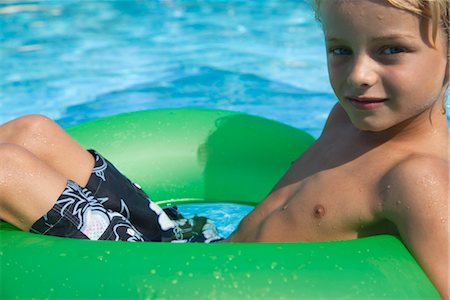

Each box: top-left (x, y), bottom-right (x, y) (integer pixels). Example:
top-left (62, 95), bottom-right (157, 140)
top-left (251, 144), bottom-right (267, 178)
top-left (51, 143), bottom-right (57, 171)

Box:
top-left (442, 50), bottom-right (450, 87)
top-left (443, 58), bottom-right (449, 114)
top-left (443, 33), bottom-right (449, 86)
top-left (444, 55), bottom-right (449, 85)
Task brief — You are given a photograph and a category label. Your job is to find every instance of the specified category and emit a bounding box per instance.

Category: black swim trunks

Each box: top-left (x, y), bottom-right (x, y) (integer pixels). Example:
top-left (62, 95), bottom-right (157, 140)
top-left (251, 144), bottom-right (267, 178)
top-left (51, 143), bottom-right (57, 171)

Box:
top-left (30, 150), bottom-right (223, 243)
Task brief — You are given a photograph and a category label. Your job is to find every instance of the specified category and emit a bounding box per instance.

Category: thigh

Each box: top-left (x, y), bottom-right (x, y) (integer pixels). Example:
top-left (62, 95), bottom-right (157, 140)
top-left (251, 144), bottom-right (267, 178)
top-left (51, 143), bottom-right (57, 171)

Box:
top-left (0, 143), bottom-right (67, 231)
top-left (86, 150), bottom-right (167, 241)
top-left (0, 115), bottom-right (94, 186)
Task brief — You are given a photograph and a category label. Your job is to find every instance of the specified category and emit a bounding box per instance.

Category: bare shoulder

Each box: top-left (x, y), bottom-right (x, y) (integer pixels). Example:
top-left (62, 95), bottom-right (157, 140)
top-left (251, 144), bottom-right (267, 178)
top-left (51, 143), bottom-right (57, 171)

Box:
top-left (379, 154), bottom-right (449, 240)
top-left (381, 154), bottom-right (449, 298)
top-left (382, 154), bottom-right (449, 216)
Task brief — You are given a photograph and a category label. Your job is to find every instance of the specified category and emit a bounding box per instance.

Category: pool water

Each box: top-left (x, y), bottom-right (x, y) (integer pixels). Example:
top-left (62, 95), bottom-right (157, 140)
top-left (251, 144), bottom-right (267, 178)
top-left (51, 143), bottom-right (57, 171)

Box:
top-left (1, 0), bottom-right (448, 237)
top-left (1, 0), bottom-right (333, 135)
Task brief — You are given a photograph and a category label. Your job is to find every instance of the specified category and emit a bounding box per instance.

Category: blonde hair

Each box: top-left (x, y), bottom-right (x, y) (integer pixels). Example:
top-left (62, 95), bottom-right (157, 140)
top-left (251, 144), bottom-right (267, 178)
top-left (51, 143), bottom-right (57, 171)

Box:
top-left (313, 0), bottom-right (449, 112)
top-left (313, 0), bottom-right (449, 40)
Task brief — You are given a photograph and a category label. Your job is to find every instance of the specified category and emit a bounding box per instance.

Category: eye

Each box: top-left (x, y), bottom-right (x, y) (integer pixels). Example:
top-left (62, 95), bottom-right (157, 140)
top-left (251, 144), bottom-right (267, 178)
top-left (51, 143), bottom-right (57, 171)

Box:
top-left (381, 47), bottom-right (405, 55)
top-left (328, 47), bottom-right (352, 56)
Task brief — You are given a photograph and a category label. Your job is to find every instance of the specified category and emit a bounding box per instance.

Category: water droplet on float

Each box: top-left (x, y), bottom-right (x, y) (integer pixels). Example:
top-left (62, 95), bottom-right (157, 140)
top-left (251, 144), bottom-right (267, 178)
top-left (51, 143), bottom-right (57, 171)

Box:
top-left (213, 271), bottom-right (222, 280)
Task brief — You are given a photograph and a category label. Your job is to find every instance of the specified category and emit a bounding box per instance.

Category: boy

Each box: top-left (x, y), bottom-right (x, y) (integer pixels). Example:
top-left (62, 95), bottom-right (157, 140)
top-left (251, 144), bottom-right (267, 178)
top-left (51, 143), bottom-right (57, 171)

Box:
top-left (229, 0), bottom-right (449, 297)
top-left (0, 0), bottom-right (448, 297)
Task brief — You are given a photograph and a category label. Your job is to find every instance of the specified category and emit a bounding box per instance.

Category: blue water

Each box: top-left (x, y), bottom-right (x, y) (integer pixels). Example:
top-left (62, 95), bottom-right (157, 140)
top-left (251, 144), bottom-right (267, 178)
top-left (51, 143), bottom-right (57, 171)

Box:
top-left (1, 0), bottom-right (448, 237)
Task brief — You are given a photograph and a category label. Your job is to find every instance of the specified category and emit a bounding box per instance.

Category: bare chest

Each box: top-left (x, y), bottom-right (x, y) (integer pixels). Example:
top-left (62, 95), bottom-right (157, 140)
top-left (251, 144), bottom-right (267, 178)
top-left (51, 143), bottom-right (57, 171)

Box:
top-left (229, 149), bottom-right (398, 242)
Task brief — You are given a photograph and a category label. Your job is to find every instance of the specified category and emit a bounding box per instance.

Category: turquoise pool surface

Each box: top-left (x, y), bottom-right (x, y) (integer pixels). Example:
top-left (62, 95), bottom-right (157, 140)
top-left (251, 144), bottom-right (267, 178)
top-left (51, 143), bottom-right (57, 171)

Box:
top-left (1, 0), bottom-right (448, 237)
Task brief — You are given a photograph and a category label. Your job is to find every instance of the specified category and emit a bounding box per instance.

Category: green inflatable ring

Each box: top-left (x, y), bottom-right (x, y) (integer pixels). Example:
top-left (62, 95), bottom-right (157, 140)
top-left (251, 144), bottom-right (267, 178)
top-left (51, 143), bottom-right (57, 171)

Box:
top-left (0, 108), bottom-right (439, 299)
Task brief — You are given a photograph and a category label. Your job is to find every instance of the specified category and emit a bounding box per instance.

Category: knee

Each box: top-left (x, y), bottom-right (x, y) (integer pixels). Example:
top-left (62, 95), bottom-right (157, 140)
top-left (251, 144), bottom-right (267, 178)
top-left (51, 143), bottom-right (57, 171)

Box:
top-left (1, 114), bottom-right (59, 144)
top-left (12, 114), bottom-right (57, 136)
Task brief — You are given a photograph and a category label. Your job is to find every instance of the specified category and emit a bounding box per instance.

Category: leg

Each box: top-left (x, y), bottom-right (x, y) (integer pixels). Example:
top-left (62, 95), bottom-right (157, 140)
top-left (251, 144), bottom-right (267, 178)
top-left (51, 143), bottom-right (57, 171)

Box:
top-left (0, 116), bottom-right (169, 241)
top-left (84, 151), bottom-right (223, 243)
top-left (85, 150), bottom-right (174, 241)
top-left (0, 143), bottom-right (67, 231)
top-left (0, 115), bottom-right (94, 187)
top-left (0, 144), bottom-right (146, 241)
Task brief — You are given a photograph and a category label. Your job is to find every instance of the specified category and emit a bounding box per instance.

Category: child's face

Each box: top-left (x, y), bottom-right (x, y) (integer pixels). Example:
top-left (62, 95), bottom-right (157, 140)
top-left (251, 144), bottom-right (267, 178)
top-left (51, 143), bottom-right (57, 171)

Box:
top-left (320, 0), bottom-right (448, 132)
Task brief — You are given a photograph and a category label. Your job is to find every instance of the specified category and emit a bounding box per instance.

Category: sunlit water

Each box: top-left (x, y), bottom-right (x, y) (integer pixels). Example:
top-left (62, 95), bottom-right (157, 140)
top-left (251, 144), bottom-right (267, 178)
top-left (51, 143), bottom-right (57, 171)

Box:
top-left (1, 0), bottom-right (448, 237)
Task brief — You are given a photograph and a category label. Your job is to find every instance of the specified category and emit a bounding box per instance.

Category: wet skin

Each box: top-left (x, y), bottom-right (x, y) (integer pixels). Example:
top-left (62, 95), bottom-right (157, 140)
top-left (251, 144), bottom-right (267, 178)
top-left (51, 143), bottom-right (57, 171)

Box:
top-left (226, 0), bottom-right (449, 297)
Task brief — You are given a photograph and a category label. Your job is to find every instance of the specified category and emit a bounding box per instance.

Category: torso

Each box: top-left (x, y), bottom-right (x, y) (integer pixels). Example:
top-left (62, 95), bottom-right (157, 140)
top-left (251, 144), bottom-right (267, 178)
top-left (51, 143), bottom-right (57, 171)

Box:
top-left (227, 104), bottom-right (447, 242)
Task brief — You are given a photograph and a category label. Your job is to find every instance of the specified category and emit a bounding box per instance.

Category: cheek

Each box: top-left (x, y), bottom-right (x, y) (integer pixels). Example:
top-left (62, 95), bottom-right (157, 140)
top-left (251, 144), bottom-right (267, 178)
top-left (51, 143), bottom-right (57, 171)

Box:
top-left (391, 63), bottom-right (443, 100)
top-left (327, 63), bottom-right (345, 93)
top-left (408, 51), bottom-right (448, 94)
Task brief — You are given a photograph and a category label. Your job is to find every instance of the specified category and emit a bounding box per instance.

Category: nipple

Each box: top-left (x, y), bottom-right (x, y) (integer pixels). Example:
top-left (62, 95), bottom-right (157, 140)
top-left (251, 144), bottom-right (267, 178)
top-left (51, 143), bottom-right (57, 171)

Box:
top-left (313, 204), bottom-right (326, 219)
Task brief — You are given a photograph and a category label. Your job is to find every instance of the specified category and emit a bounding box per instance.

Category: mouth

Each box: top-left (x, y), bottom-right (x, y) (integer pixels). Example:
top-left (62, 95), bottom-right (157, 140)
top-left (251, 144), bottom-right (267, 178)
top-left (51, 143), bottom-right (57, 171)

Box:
top-left (346, 96), bottom-right (388, 110)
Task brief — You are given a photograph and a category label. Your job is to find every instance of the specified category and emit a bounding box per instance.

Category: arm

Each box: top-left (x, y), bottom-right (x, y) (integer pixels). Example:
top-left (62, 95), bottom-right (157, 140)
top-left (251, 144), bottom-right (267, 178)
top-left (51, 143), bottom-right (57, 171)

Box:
top-left (383, 157), bottom-right (449, 299)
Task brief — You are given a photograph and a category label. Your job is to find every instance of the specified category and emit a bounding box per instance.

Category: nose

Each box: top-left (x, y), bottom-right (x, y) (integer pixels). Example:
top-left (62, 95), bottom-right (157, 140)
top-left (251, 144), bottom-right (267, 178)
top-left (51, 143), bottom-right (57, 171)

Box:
top-left (347, 54), bottom-right (378, 89)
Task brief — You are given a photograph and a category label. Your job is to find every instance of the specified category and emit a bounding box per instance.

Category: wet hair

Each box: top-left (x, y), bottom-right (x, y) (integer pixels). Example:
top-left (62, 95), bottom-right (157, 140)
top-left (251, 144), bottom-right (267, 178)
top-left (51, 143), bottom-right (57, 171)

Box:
top-left (313, 0), bottom-right (449, 40)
